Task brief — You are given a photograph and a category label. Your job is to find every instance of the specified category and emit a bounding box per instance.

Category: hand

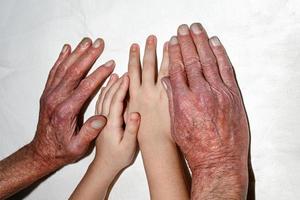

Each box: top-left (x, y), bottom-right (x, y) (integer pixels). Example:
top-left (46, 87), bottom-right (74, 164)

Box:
top-left (31, 38), bottom-right (114, 169)
top-left (127, 35), bottom-right (171, 143)
top-left (162, 23), bottom-right (249, 199)
top-left (94, 74), bottom-right (140, 173)
top-left (70, 75), bottom-right (140, 200)
top-left (126, 36), bottom-right (190, 199)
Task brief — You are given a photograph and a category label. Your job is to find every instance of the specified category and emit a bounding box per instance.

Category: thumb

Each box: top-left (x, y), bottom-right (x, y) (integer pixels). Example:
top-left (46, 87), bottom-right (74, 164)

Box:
top-left (121, 112), bottom-right (140, 148)
top-left (161, 76), bottom-right (176, 138)
top-left (77, 115), bottom-right (107, 145)
top-left (161, 76), bottom-right (175, 116)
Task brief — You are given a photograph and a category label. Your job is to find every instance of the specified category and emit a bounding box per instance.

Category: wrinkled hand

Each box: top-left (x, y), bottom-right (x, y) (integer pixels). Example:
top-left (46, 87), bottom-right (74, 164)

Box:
top-left (31, 38), bottom-right (114, 168)
top-left (162, 23), bottom-right (249, 198)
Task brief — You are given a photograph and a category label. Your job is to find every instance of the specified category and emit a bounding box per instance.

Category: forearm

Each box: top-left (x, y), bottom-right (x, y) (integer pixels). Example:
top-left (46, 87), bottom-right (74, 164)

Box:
top-left (70, 159), bottom-right (118, 200)
top-left (191, 164), bottom-right (248, 200)
top-left (0, 143), bottom-right (58, 199)
top-left (139, 137), bottom-right (190, 200)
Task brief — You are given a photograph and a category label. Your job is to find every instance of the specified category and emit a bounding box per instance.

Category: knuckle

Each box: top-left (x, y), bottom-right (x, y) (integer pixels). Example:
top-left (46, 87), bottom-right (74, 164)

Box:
top-left (169, 61), bottom-right (184, 75)
top-left (200, 57), bottom-right (217, 68)
top-left (184, 56), bottom-right (200, 67)
top-left (80, 79), bottom-right (95, 90)
top-left (53, 105), bottom-right (72, 123)
top-left (43, 95), bottom-right (57, 111)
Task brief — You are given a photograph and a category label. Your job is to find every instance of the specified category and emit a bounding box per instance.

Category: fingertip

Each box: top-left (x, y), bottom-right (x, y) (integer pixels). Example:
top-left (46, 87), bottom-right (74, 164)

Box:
top-left (209, 36), bottom-right (222, 47)
top-left (60, 44), bottom-right (71, 54)
top-left (80, 37), bottom-right (93, 49)
top-left (92, 38), bottom-right (105, 49)
top-left (90, 115), bottom-right (107, 129)
top-left (110, 73), bottom-right (119, 81)
top-left (147, 35), bottom-right (157, 46)
top-left (177, 24), bottom-right (190, 36)
top-left (104, 59), bottom-right (115, 67)
top-left (130, 112), bottom-right (140, 122)
top-left (130, 43), bottom-right (140, 52)
top-left (169, 36), bottom-right (178, 46)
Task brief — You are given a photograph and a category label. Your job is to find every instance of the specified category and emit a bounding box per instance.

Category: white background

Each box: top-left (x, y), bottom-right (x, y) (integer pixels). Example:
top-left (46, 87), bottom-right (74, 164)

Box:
top-left (0, 0), bottom-right (300, 199)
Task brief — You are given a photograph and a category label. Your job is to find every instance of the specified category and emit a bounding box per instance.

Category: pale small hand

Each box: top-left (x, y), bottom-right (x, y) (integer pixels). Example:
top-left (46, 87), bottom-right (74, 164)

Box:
top-left (126, 35), bottom-right (171, 143)
top-left (95, 74), bottom-right (140, 172)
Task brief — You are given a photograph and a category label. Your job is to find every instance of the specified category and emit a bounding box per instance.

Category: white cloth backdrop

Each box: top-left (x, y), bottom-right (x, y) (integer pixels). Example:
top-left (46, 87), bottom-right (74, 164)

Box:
top-left (0, 0), bottom-right (299, 199)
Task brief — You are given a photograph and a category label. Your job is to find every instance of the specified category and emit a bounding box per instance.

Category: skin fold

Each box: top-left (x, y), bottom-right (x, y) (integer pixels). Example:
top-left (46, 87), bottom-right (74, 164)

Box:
top-left (70, 75), bottom-right (141, 200)
top-left (126, 35), bottom-right (191, 200)
top-left (161, 23), bottom-right (249, 199)
top-left (0, 38), bottom-right (114, 199)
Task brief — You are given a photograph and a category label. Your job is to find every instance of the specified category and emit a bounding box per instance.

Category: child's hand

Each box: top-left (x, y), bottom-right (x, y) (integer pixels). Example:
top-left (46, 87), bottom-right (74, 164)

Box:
top-left (70, 74), bottom-right (140, 200)
top-left (127, 35), bottom-right (171, 144)
top-left (94, 74), bottom-right (140, 173)
top-left (126, 36), bottom-right (190, 199)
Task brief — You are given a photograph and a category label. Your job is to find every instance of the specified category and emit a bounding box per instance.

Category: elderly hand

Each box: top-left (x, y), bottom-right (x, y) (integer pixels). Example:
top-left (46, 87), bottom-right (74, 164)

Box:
top-left (32, 38), bottom-right (114, 168)
top-left (162, 23), bottom-right (249, 199)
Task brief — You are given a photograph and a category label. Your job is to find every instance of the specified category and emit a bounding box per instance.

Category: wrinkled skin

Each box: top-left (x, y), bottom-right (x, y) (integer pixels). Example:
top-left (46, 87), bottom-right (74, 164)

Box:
top-left (0, 38), bottom-right (114, 199)
top-left (162, 23), bottom-right (249, 199)
top-left (33, 38), bottom-right (114, 167)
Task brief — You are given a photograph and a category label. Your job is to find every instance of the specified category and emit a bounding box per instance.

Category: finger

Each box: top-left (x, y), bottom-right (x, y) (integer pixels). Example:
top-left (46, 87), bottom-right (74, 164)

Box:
top-left (108, 75), bottom-right (129, 127)
top-left (161, 77), bottom-right (176, 138)
top-left (95, 74), bottom-right (119, 115)
top-left (50, 38), bottom-right (92, 90)
top-left (177, 24), bottom-right (206, 90)
top-left (95, 87), bottom-right (105, 115)
top-left (157, 42), bottom-right (169, 84)
top-left (209, 36), bottom-right (239, 91)
top-left (128, 43), bottom-right (141, 92)
top-left (168, 36), bottom-right (189, 94)
top-left (121, 112), bottom-right (140, 148)
top-left (44, 44), bottom-right (71, 92)
top-left (74, 115), bottom-right (107, 147)
top-left (54, 38), bottom-right (105, 97)
top-left (59, 60), bottom-right (115, 116)
top-left (190, 23), bottom-right (223, 85)
top-left (142, 35), bottom-right (158, 87)
top-left (101, 75), bottom-right (124, 116)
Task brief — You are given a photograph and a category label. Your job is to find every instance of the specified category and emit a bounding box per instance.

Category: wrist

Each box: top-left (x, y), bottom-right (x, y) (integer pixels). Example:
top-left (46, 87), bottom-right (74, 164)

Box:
top-left (91, 157), bottom-right (120, 178)
top-left (138, 130), bottom-right (174, 146)
top-left (191, 163), bottom-right (248, 200)
top-left (28, 141), bottom-right (63, 171)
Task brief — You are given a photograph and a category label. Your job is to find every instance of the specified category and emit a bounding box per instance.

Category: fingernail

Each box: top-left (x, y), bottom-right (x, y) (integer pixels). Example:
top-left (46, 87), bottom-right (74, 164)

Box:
top-left (131, 43), bottom-right (138, 52)
top-left (211, 36), bottom-right (221, 47)
top-left (130, 113), bottom-right (140, 121)
top-left (93, 38), bottom-right (103, 48)
top-left (110, 73), bottom-right (118, 80)
top-left (178, 24), bottom-right (189, 35)
top-left (147, 35), bottom-right (156, 45)
top-left (91, 119), bottom-right (105, 129)
top-left (80, 37), bottom-right (91, 48)
top-left (190, 23), bottom-right (203, 34)
top-left (169, 36), bottom-right (178, 45)
top-left (61, 44), bottom-right (68, 54)
top-left (104, 60), bottom-right (114, 67)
